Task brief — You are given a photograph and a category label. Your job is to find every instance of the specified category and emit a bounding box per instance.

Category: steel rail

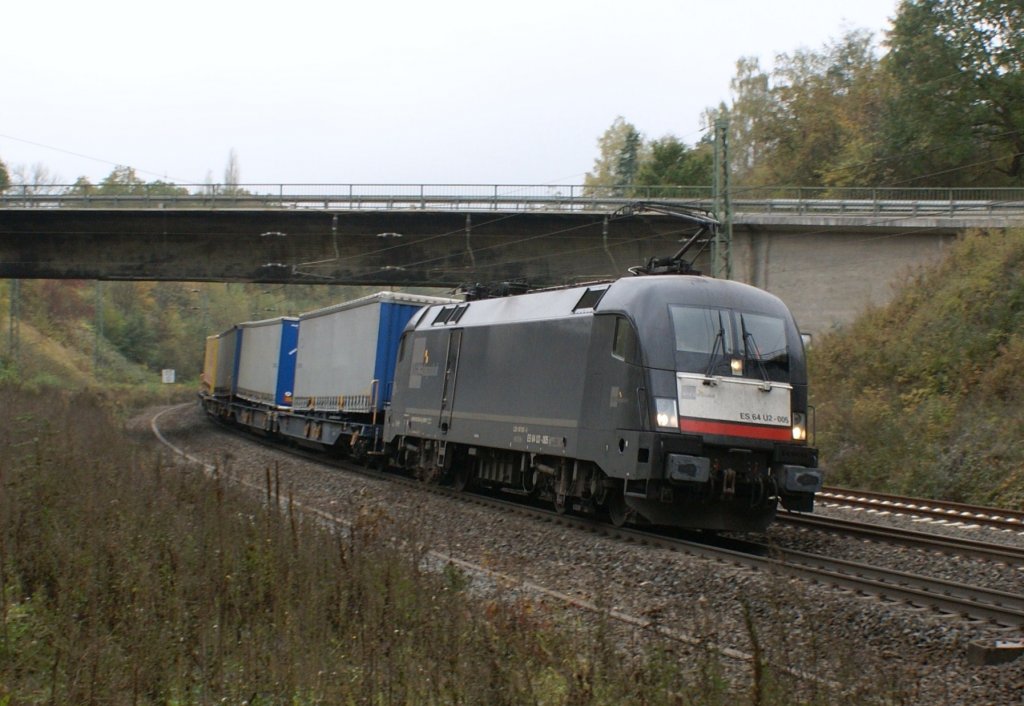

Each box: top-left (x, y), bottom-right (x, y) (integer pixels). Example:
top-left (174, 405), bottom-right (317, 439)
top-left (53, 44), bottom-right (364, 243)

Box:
top-left (818, 487), bottom-right (1024, 533)
top-left (753, 540), bottom-right (1024, 628)
top-left (250, 450), bottom-right (1024, 628)
top-left (442, 494), bottom-right (1024, 628)
top-left (775, 512), bottom-right (1024, 565)
top-left (152, 409), bottom-right (794, 679)
top-left (164, 411), bottom-right (1024, 629)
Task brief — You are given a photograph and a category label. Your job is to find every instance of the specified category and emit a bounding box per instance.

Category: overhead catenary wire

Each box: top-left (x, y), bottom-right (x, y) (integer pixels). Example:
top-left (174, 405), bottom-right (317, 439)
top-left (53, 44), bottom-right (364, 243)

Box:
top-left (0, 132), bottom-right (196, 184)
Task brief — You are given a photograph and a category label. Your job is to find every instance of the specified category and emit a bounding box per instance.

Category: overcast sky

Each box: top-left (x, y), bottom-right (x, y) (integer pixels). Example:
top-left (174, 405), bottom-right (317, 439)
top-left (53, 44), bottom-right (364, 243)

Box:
top-left (3, 0), bottom-right (899, 186)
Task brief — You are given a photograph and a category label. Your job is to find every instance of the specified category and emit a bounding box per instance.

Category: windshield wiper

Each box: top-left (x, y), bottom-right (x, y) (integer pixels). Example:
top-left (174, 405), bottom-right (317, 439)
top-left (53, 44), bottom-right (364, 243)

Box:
top-left (740, 314), bottom-right (771, 386)
top-left (704, 311), bottom-right (726, 379)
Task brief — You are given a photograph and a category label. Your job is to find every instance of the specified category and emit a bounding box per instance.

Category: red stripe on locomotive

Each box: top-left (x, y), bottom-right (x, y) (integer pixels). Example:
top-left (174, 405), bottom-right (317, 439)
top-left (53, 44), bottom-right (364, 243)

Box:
top-left (679, 418), bottom-right (792, 442)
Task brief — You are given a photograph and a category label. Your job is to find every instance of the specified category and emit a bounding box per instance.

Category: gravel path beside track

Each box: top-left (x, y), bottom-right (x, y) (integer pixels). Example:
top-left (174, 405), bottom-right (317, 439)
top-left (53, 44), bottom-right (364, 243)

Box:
top-left (134, 403), bottom-right (1024, 705)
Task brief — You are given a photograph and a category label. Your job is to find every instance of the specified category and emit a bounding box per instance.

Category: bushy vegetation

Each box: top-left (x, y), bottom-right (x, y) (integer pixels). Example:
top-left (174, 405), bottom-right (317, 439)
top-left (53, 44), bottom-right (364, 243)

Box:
top-left (810, 228), bottom-right (1024, 508)
top-left (0, 388), bottom-right (625, 703)
top-left (0, 387), bottom-right (906, 704)
top-left (0, 280), bottom-right (440, 393)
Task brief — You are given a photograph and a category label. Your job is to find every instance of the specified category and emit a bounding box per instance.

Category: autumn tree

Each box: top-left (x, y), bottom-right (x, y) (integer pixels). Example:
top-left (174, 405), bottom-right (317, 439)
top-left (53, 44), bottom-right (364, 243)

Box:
top-left (584, 117), bottom-right (645, 193)
top-left (584, 117), bottom-right (714, 198)
top-left (75, 165), bottom-right (189, 200)
top-left (634, 136), bottom-right (713, 194)
top-left (224, 148), bottom-right (241, 186)
top-left (9, 163), bottom-right (63, 194)
top-left (819, 53), bottom-right (896, 186)
top-left (710, 57), bottom-right (773, 185)
top-left (221, 147), bottom-right (252, 197)
top-left (96, 165), bottom-right (149, 195)
top-left (774, 30), bottom-right (880, 186)
top-left (883, 0), bottom-right (1024, 185)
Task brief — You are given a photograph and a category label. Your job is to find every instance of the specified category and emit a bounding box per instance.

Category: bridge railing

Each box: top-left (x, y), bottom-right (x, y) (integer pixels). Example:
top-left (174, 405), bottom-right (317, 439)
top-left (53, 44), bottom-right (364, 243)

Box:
top-left (2, 183), bottom-right (1024, 216)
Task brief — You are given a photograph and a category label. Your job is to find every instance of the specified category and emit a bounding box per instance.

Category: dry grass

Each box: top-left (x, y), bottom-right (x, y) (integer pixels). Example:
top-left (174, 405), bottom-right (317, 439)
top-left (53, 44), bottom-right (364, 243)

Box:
top-left (810, 227), bottom-right (1024, 508)
top-left (0, 385), bottom-right (903, 704)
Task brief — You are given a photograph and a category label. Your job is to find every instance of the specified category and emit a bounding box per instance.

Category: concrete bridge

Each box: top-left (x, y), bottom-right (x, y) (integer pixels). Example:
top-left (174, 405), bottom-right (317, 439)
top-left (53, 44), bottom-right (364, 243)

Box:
top-left (1, 183), bottom-right (1022, 337)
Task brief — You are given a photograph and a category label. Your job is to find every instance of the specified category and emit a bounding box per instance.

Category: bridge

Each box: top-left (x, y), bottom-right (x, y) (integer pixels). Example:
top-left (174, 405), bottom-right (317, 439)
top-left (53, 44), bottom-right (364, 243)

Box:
top-left (2, 183), bottom-right (1023, 335)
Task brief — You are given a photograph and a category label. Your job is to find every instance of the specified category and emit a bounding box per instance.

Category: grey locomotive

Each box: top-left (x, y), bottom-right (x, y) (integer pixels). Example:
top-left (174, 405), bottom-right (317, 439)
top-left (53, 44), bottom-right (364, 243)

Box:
top-left (384, 273), bottom-right (821, 532)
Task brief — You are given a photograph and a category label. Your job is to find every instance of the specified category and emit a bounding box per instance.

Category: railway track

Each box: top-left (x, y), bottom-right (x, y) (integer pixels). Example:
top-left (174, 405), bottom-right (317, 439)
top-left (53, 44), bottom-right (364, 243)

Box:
top-left (423, 483), bottom-right (1024, 628)
top-left (776, 512), bottom-right (1024, 565)
top-left (819, 486), bottom-right (1024, 533)
top-left (161, 410), bottom-right (1024, 631)
top-left (713, 533), bottom-right (1024, 628)
top-left (534, 512), bottom-right (1024, 629)
top-left (399, 487), bottom-right (1024, 628)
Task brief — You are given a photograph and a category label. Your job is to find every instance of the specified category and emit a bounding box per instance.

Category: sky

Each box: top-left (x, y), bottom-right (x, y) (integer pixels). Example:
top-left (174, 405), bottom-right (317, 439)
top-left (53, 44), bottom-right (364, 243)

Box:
top-left (2, 0), bottom-right (900, 187)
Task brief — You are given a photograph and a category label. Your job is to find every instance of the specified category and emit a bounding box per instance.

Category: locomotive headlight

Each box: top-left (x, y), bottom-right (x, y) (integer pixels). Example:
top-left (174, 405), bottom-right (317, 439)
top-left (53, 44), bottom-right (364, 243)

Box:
top-left (655, 397), bottom-right (679, 430)
top-left (730, 358), bottom-right (744, 376)
top-left (792, 412), bottom-right (807, 441)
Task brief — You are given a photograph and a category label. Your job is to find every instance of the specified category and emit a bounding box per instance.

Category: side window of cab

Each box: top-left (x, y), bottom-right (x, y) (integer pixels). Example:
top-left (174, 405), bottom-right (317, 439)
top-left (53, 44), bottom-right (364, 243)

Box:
top-left (612, 316), bottom-right (639, 363)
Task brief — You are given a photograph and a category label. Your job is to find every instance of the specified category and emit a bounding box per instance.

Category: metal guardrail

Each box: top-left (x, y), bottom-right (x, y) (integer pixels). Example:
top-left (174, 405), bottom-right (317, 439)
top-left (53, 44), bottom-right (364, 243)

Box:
top-left (2, 183), bottom-right (1024, 217)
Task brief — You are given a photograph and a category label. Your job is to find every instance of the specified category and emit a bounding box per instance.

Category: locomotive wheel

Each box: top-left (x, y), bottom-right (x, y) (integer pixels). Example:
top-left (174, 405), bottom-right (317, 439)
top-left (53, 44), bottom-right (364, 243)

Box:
top-left (352, 440), bottom-right (369, 466)
top-left (452, 464), bottom-right (471, 492)
top-left (606, 489), bottom-right (629, 528)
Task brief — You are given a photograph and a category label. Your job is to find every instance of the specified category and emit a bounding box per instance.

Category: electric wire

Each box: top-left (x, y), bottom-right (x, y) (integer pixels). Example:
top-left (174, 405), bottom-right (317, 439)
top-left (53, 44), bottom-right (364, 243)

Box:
top-left (0, 132), bottom-right (195, 184)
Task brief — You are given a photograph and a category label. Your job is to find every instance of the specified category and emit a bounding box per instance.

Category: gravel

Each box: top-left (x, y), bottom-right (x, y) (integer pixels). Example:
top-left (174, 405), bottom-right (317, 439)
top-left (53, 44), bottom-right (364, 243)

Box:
top-left (135, 402), bottom-right (1024, 705)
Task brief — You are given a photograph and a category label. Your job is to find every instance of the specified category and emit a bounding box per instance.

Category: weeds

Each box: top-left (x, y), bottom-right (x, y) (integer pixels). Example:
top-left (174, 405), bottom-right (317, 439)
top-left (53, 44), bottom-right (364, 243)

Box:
top-left (811, 227), bottom-right (1024, 508)
top-left (0, 385), bottom-right (902, 703)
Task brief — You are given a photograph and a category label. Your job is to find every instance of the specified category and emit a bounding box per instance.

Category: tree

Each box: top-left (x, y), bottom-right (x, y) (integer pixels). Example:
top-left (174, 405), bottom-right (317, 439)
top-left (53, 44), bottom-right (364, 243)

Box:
top-left (92, 165), bottom-right (189, 200)
top-left (634, 136), bottom-right (713, 194)
top-left (98, 165), bottom-right (147, 194)
top-left (756, 30), bottom-right (881, 186)
top-left (883, 0), bottom-right (1024, 185)
top-left (70, 176), bottom-right (93, 193)
top-left (223, 148), bottom-right (243, 194)
top-left (820, 54), bottom-right (896, 186)
top-left (0, 157), bottom-right (9, 191)
top-left (10, 163), bottom-right (63, 194)
top-left (219, 149), bottom-right (252, 198)
top-left (584, 117), bottom-right (645, 194)
top-left (707, 31), bottom-right (885, 188)
top-left (714, 57), bottom-right (773, 184)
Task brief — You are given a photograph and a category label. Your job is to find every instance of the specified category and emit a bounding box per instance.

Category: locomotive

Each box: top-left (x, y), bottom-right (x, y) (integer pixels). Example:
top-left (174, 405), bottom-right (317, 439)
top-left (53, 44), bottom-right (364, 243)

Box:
top-left (382, 273), bottom-right (820, 531)
top-left (201, 210), bottom-right (821, 532)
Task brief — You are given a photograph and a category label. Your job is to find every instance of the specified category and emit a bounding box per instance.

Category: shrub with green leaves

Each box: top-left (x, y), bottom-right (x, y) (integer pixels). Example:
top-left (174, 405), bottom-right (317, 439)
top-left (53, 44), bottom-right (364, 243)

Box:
top-left (810, 228), bottom-right (1024, 507)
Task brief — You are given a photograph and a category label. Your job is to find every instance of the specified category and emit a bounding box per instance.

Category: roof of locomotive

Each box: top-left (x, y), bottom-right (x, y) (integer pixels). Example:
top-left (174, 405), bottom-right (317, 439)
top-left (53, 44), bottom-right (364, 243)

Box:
top-left (409, 274), bottom-right (795, 331)
top-left (408, 280), bottom-right (603, 330)
top-left (597, 274), bottom-right (794, 320)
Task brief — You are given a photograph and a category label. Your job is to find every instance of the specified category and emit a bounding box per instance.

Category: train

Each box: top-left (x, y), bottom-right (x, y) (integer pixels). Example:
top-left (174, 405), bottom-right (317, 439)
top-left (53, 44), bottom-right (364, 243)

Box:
top-left (201, 266), bottom-right (822, 532)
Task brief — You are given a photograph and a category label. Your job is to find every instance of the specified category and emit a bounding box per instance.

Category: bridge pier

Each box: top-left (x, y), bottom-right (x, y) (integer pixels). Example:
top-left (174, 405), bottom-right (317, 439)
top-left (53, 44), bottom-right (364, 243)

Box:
top-left (730, 220), bottom-right (960, 337)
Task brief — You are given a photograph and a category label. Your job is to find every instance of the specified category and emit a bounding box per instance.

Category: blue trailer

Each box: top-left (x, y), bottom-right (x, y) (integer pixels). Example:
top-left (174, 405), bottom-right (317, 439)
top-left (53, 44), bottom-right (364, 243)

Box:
top-left (226, 316), bottom-right (299, 433)
top-left (277, 292), bottom-right (456, 452)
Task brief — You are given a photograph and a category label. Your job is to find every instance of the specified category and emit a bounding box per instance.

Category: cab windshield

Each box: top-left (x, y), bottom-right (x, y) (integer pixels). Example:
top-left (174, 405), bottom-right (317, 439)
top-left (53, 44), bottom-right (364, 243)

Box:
top-left (669, 305), bottom-right (791, 381)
